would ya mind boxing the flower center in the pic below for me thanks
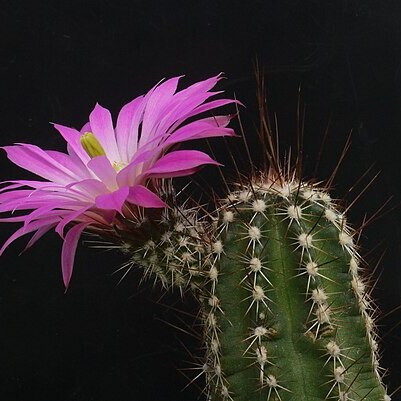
[112,161,128,172]
[80,132,106,158]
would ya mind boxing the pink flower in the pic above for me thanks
[0,74,237,289]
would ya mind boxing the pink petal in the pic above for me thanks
[169,126,234,145]
[164,98,242,135]
[80,122,91,134]
[163,116,235,146]
[115,95,144,163]
[156,75,223,133]
[46,150,90,179]
[139,76,182,147]
[66,179,109,201]
[23,225,56,252]
[55,205,92,238]
[0,187,87,213]
[89,103,120,163]
[133,115,233,161]
[0,183,27,193]
[95,186,129,212]
[0,189,33,204]
[62,222,88,290]
[149,167,200,178]
[2,144,77,184]
[53,124,90,165]
[96,209,116,224]
[127,185,166,208]
[187,98,242,118]
[1,180,63,190]
[0,189,48,212]
[124,81,161,162]
[173,74,222,104]
[0,215,29,223]
[116,150,155,187]
[144,150,221,178]
[1,206,67,223]
[22,205,65,228]
[0,217,61,256]
[87,156,118,191]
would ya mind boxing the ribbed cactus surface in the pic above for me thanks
[122,175,390,401]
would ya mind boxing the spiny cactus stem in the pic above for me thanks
[203,186,388,401]
[124,182,390,401]
[266,212,324,400]
[212,219,257,401]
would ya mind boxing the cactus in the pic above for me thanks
[122,173,390,401]
[0,75,393,400]
[114,101,391,400]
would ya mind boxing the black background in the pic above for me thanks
[1,1,401,400]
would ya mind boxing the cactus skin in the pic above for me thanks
[120,174,390,401]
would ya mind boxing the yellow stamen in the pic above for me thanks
[80,132,106,158]
[112,161,128,172]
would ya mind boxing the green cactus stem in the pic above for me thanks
[202,176,388,401]
[117,172,390,401]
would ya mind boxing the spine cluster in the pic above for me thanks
[121,178,391,401]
